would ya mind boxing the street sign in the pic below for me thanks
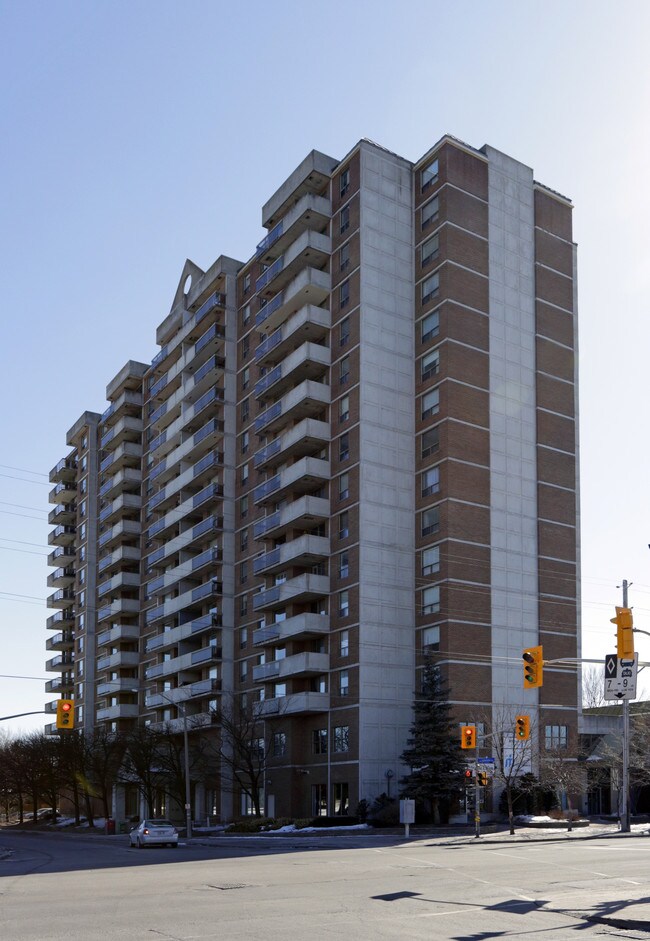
[476,757,495,764]
[604,653,638,700]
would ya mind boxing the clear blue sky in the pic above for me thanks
[1,0,649,733]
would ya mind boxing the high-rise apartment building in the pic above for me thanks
[45,135,579,821]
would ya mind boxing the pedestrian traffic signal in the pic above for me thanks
[477,771,489,786]
[522,645,543,688]
[56,699,74,730]
[464,769,473,786]
[515,715,530,740]
[461,725,476,749]
[611,607,634,660]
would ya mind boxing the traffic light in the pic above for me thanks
[56,699,74,730]
[611,607,634,659]
[522,645,543,689]
[478,771,489,786]
[463,769,473,786]
[461,725,476,749]
[515,715,530,740]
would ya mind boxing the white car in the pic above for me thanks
[129,819,179,848]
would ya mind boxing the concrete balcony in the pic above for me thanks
[101,389,142,426]
[46,608,74,630]
[255,304,330,368]
[253,574,329,612]
[47,566,75,589]
[100,414,142,450]
[255,268,330,333]
[147,450,222,511]
[45,631,74,652]
[254,418,330,471]
[46,653,75,672]
[97,679,138,696]
[96,650,140,671]
[253,456,330,508]
[49,456,77,484]
[254,691,330,717]
[262,150,336,229]
[253,652,329,683]
[99,441,142,474]
[149,713,212,734]
[48,502,76,525]
[145,644,222,680]
[254,495,330,540]
[255,342,330,403]
[255,380,330,435]
[145,578,222,625]
[146,482,223,542]
[97,598,140,623]
[48,525,76,547]
[98,519,140,551]
[256,193,331,265]
[48,545,75,567]
[149,420,224,485]
[96,704,140,722]
[45,676,74,694]
[99,492,141,526]
[98,545,140,578]
[97,571,140,598]
[99,467,141,501]
[256,230,331,299]
[48,480,77,504]
[145,613,221,653]
[146,515,223,568]
[146,546,221,597]
[145,679,221,709]
[47,589,75,610]
[253,613,330,646]
[97,623,140,648]
[253,535,330,576]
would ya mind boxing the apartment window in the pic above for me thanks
[79,567,86,585]
[274,682,287,698]
[339,590,349,618]
[242,335,249,359]
[340,629,349,657]
[422,545,440,577]
[241,398,249,423]
[243,272,251,295]
[339,671,349,696]
[339,551,349,579]
[240,594,248,616]
[79,478,87,494]
[421,427,440,457]
[312,783,327,816]
[242,303,251,325]
[338,472,349,501]
[422,625,440,651]
[422,466,440,497]
[273,732,286,757]
[79,522,86,541]
[422,585,441,615]
[422,388,440,419]
[421,349,440,381]
[240,659,248,681]
[339,279,350,309]
[242,366,250,390]
[339,433,350,462]
[545,724,568,749]
[421,232,440,267]
[240,626,248,649]
[240,528,248,552]
[312,729,328,754]
[422,157,439,191]
[241,462,250,486]
[79,546,86,563]
[339,511,349,539]
[340,168,350,197]
[240,495,248,519]
[339,243,350,272]
[422,310,440,343]
[241,430,249,454]
[79,500,87,519]
[78,590,85,608]
[422,273,440,305]
[334,725,349,751]
[340,355,350,385]
[422,507,440,537]
[240,561,247,584]
[340,316,350,347]
[339,394,350,423]
[422,195,439,228]
[340,205,350,234]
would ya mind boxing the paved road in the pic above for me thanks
[1,829,650,939]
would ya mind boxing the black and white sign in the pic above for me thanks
[604,654,638,700]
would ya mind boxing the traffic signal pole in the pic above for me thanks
[474,749,480,839]
[621,579,631,833]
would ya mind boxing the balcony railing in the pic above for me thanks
[255,255,284,293]
[255,290,283,328]
[256,220,283,258]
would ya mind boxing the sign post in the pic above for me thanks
[399,799,415,838]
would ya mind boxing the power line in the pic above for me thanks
[0,501,48,515]
[0,473,50,486]
[0,463,48,477]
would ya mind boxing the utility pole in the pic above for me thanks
[621,579,631,833]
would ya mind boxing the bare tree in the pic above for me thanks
[539,743,586,831]
[475,705,536,835]
[582,665,606,708]
[211,695,272,817]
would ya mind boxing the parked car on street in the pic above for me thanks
[128,819,179,848]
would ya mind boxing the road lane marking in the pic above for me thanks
[417,909,472,918]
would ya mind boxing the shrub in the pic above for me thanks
[308,814,359,828]
[227,816,275,833]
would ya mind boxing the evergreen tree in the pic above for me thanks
[400,661,465,823]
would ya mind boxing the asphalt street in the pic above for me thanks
[1,827,650,940]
